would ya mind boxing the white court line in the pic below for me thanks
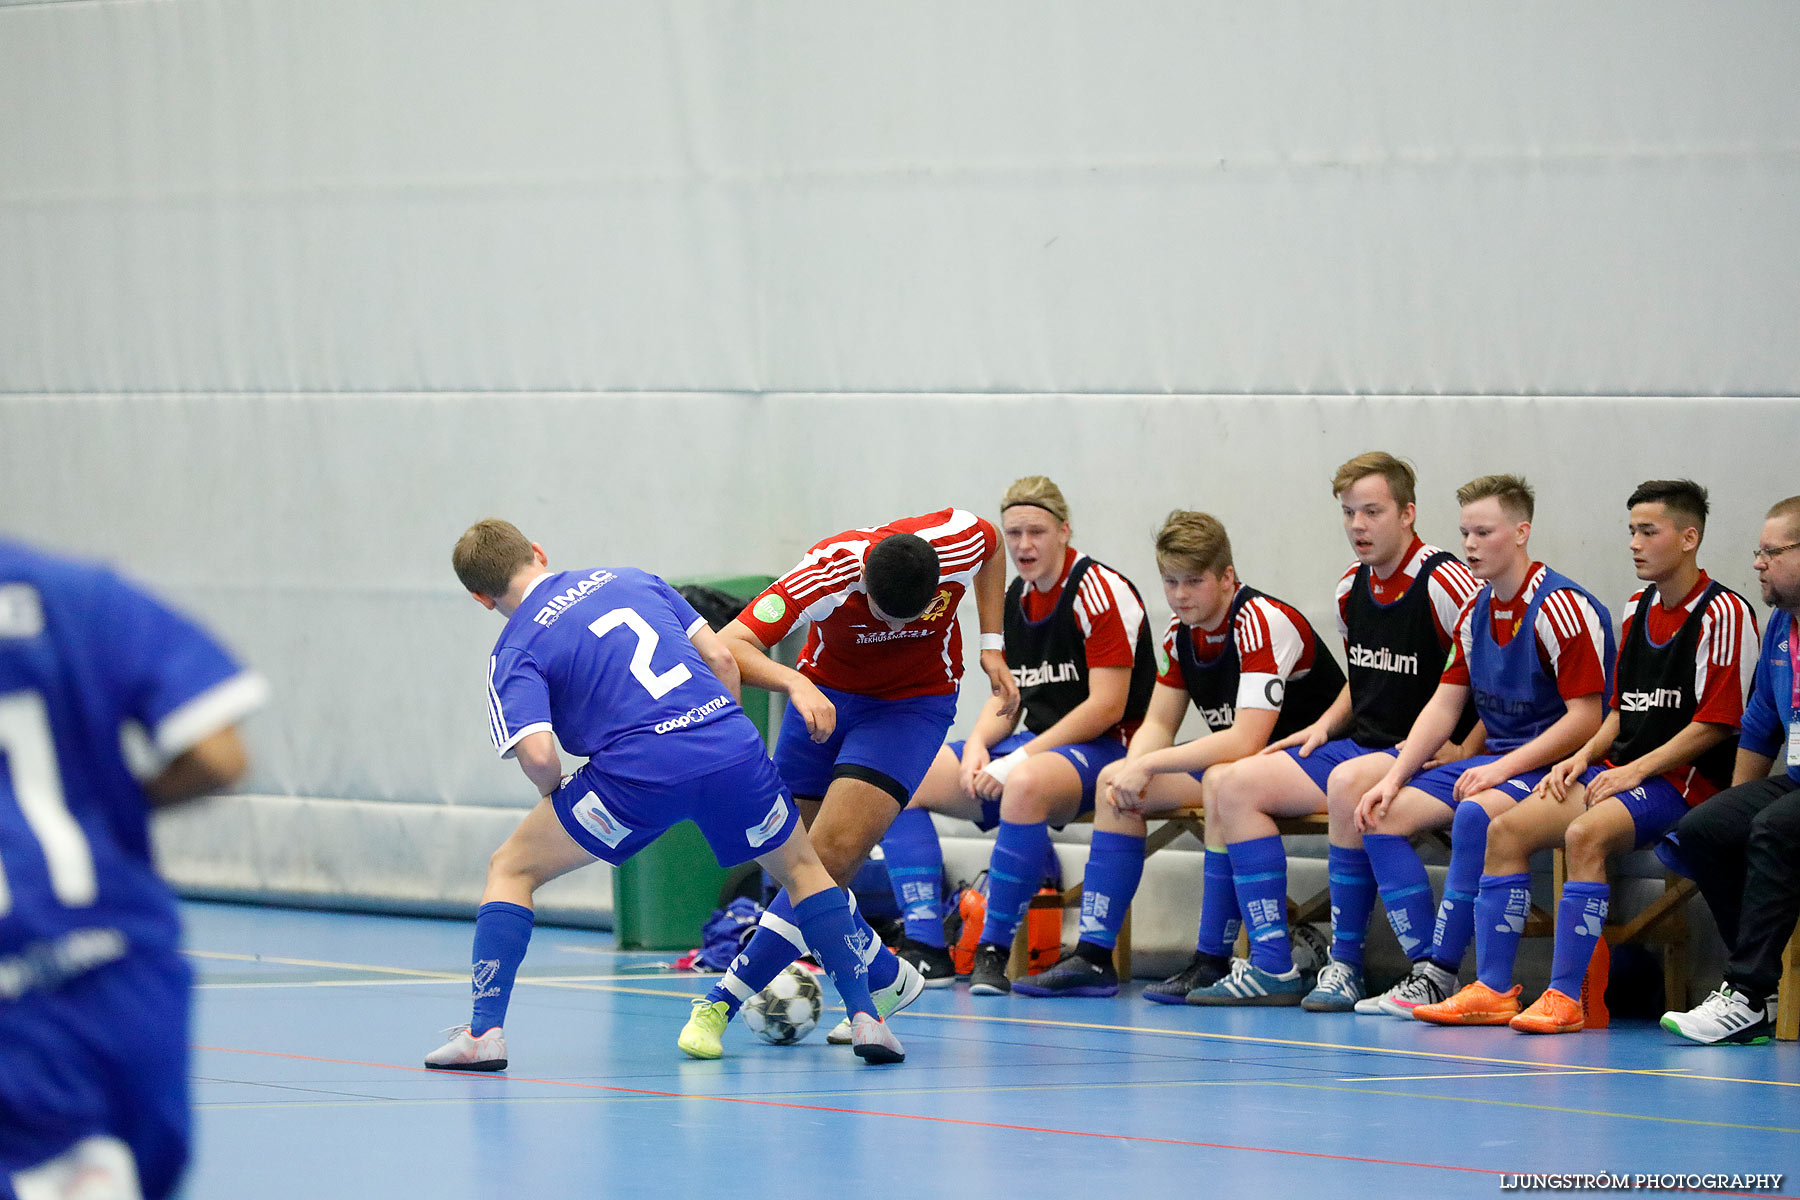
[198,973,682,990]
[1336,1068,1680,1083]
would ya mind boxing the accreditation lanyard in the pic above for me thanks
[1788,617,1799,768]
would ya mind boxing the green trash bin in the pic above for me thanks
[612,574,775,950]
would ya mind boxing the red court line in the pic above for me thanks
[192,1042,1761,1193]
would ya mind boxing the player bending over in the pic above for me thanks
[879,477,1155,991]
[679,508,1018,1056]
[426,521,903,1070]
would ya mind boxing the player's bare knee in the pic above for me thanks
[1563,817,1614,879]
[487,842,541,893]
[807,827,866,884]
[1325,781,1360,825]
[1482,812,1527,868]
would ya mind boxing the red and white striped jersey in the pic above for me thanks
[736,508,1000,699]
[1017,547,1142,672]
[1158,586,1329,715]
[1334,537,1480,651]
[1441,562,1609,699]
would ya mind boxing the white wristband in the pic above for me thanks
[980,747,1030,787]
[980,632,1004,652]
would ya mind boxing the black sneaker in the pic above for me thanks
[1143,951,1228,1005]
[1013,952,1118,998]
[897,937,956,989]
[968,943,1011,995]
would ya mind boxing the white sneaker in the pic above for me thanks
[825,956,925,1044]
[1660,986,1773,1046]
[849,1012,905,1064]
[1354,962,1456,1017]
[424,1024,508,1071]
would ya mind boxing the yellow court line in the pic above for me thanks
[1337,1069,1633,1082]
[889,1009,1800,1091]
[184,947,1800,1092]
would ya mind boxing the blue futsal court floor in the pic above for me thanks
[183,901,1799,1198]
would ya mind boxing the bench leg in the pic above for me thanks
[1779,921,1800,1042]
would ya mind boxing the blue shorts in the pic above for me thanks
[772,685,957,804]
[0,949,191,1200]
[553,749,799,868]
[1284,738,1398,795]
[1499,763,1690,848]
[1406,754,1552,808]
[948,731,1129,831]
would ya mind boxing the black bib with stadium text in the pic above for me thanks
[1004,556,1156,736]
[1171,585,1343,740]
[1343,551,1474,747]
[1608,580,1744,789]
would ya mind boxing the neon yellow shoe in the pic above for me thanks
[678,998,729,1059]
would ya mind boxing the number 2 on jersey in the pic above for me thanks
[588,608,693,699]
[0,690,98,917]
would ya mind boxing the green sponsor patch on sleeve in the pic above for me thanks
[753,593,787,624]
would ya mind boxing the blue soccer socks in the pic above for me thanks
[1550,881,1610,999]
[1364,833,1434,961]
[1229,836,1293,974]
[708,889,808,1017]
[882,807,948,948]
[708,887,894,1017]
[1473,872,1532,992]
[1429,801,1493,971]
[1326,844,1377,971]
[980,820,1053,946]
[1195,847,1243,959]
[469,900,534,1034]
[791,888,879,1018]
[1077,831,1145,949]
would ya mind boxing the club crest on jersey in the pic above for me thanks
[918,589,954,623]
[571,791,631,848]
[746,794,790,848]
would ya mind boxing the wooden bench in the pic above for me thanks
[1779,922,1800,1041]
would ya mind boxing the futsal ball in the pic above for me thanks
[1292,922,1331,977]
[743,964,824,1045]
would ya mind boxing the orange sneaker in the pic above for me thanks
[1413,981,1522,1025]
[1510,987,1585,1034]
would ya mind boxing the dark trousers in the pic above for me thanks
[1677,773,1800,1003]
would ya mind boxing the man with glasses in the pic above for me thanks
[1662,495,1800,1045]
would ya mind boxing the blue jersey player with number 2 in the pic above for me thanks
[427,520,903,1069]
[1,537,266,1200]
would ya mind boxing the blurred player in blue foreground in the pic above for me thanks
[428,520,902,1070]
[1,537,267,1200]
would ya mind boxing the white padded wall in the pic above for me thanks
[1,3,1796,931]
[2,392,1791,806]
[1,1,1796,396]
